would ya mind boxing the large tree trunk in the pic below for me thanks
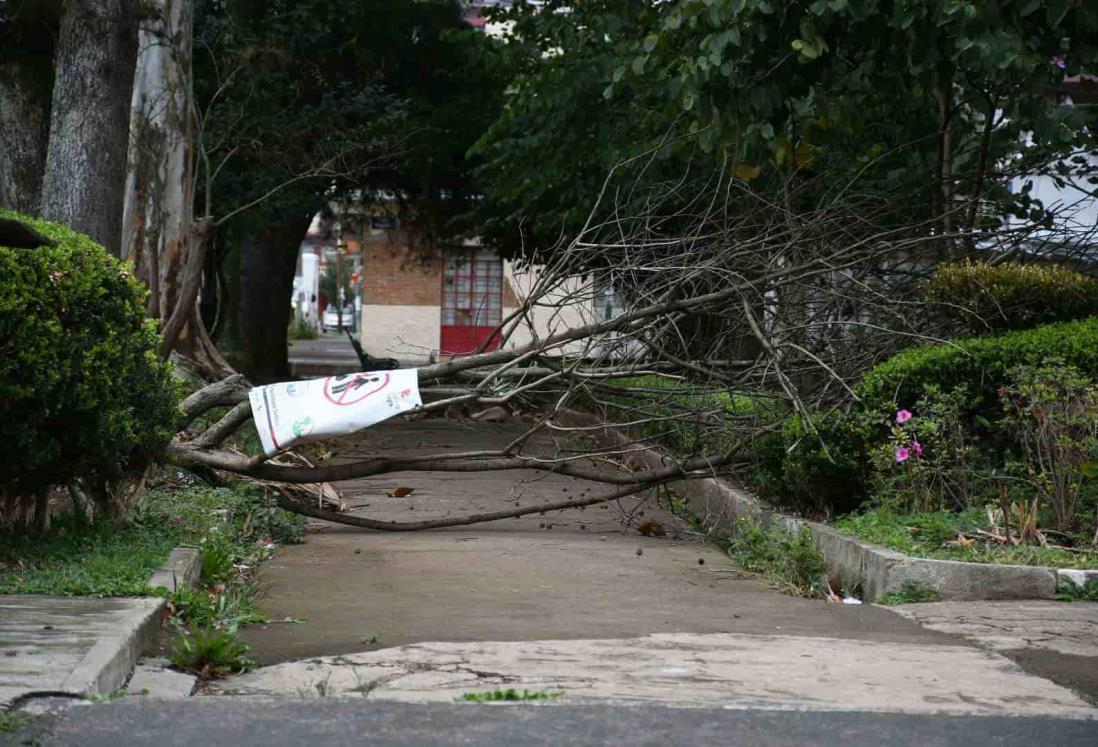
[239,218,310,383]
[39,0,139,255]
[121,0,193,317]
[0,68,50,214]
[0,10,56,213]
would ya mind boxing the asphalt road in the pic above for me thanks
[11,700,1098,747]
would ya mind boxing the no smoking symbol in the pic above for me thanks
[323,373,390,406]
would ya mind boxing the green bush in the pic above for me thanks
[0,210,178,498]
[857,317,1098,426]
[751,410,866,517]
[924,261,1098,334]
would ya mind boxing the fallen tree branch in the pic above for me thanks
[166,441,745,485]
[177,373,250,428]
[273,473,664,531]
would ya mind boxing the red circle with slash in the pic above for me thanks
[322,373,391,406]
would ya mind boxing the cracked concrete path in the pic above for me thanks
[891,600,1098,703]
[239,419,953,666]
[228,419,1098,716]
[210,632,1096,716]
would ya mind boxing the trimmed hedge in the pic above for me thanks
[0,210,178,497]
[857,317,1098,419]
[925,261,1098,334]
[756,318,1098,515]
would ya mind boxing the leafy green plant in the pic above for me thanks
[877,580,941,606]
[925,261,1098,335]
[226,486,306,545]
[169,624,254,678]
[459,689,563,703]
[752,409,866,517]
[1054,578,1098,602]
[0,210,178,513]
[288,312,318,340]
[868,386,984,513]
[1000,361,1098,532]
[169,584,266,629]
[0,710,33,735]
[858,318,1098,423]
[727,520,826,596]
[199,533,237,586]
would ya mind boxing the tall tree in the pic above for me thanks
[188,0,504,381]
[0,0,54,213]
[122,0,193,323]
[471,0,1098,256]
[38,0,139,255]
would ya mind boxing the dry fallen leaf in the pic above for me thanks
[393,487,414,497]
[637,520,666,537]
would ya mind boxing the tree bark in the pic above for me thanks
[0,9,56,214]
[0,66,50,214]
[39,0,139,255]
[239,217,310,383]
[122,0,193,316]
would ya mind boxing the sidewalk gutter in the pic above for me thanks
[561,410,1094,602]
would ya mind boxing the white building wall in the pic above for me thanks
[360,304,440,364]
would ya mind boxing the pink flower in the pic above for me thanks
[895,446,910,463]
[895,409,913,424]
[1051,55,1066,70]
[911,439,923,457]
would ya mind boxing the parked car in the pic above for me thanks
[322,305,355,333]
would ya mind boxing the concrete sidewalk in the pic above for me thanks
[239,419,952,665]
[229,419,1098,715]
[0,547,199,708]
[287,333,361,377]
[0,595,164,706]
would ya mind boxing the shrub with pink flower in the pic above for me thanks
[870,387,980,513]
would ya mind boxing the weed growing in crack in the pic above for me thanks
[1055,578,1098,602]
[725,519,826,597]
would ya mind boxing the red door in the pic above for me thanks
[440,250,502,356]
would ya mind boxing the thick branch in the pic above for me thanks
[166,441,744,485]
[273,475,665,531]
[176,373,249,428]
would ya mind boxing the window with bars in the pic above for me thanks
[441,250,503,327]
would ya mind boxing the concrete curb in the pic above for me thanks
[58,598,167,697]
[561,411,1096,602]
[65,547,203,697]
[147,546,202,594]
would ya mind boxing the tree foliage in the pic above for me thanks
[470,0,1098,254]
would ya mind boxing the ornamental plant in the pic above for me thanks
[869,386,982,514]
[1000,361,1098,532]
[925,261,1098,336]
[0,211,178,520]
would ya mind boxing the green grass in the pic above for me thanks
[836,508,1098,569]
[0,484,304,596]
[458,689,563,703]
[726,520,827,597]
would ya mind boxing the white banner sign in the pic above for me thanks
[249,369,422,456]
